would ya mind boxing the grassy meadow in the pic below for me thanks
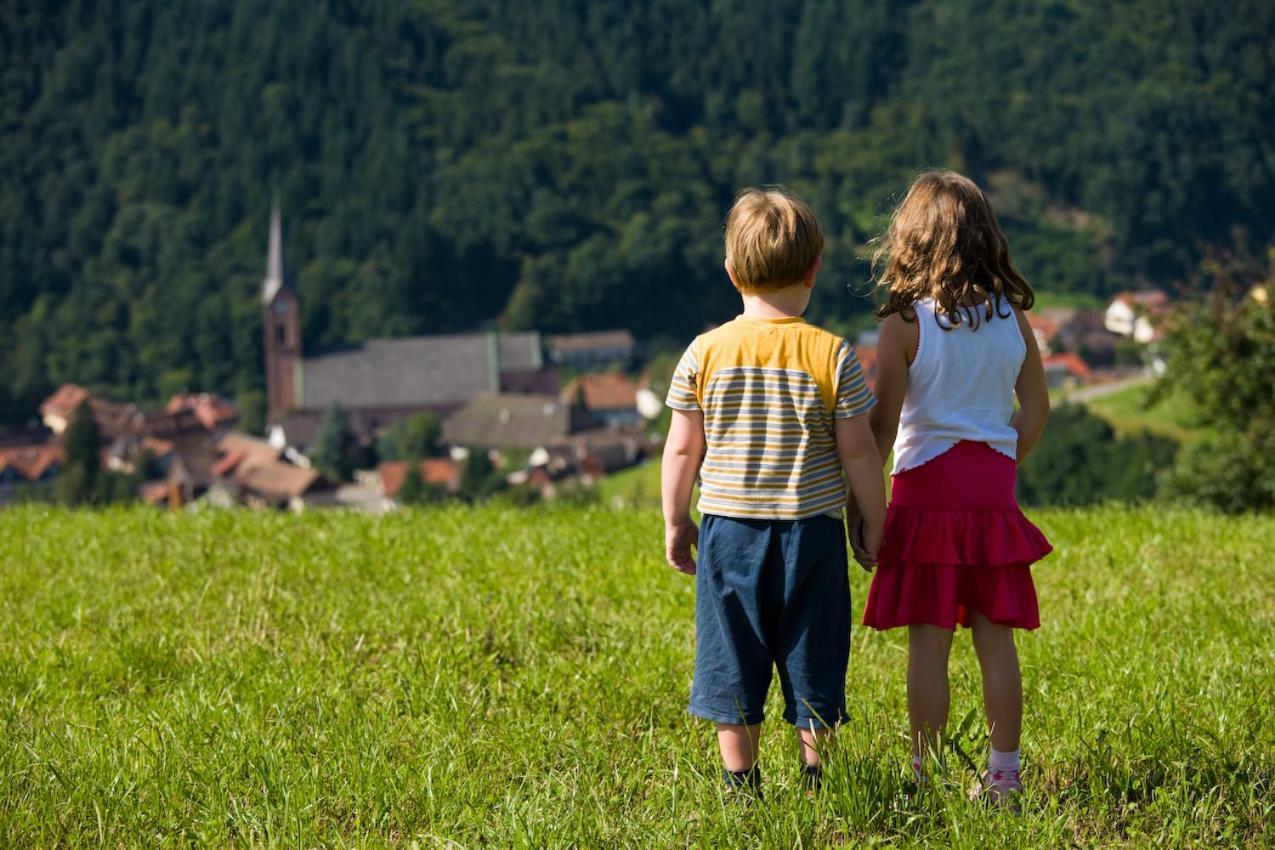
[2,506,1272,848]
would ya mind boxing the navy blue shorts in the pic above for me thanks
[689,513,851,729]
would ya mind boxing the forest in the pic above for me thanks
[2,0,1273,422]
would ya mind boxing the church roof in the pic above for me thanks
[299,332,543,411]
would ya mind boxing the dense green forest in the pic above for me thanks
[2,0,1273,422]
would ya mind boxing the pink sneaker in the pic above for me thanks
[970,768,1023,809]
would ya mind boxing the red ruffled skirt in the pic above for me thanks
[862,440,1052,631]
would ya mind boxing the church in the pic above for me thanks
[262,207,560,447]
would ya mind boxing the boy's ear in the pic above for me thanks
[804,255,822,289]
[724,257,742,292]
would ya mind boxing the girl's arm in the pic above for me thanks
[1012,308,1051,462]
[868,313,915,465]
[661,408,705,574]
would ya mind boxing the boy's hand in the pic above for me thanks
[851,518,883,571]
[665,520,699,575]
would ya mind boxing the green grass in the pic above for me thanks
[2,506,1272,848]
[1082,383,1203,442]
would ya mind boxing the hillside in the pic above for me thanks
[3,0,1274,422]
[2,505,1272,847]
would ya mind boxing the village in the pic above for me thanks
[0,210,1176,513]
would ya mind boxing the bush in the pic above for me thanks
[1017,404,1177,507]
[1152,255,1275,512]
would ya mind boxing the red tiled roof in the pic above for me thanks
[1111,290,1171,315]
[0,444,65,481]
[1043,352,1093,379]
[378,459,461,498]
[38,383,90,419]
[561,372,639,411]
[167,393,239,430]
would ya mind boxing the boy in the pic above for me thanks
[661,187,886,794]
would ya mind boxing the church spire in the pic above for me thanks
[262,200,288,305]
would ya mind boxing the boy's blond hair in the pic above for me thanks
[724,187,824,292]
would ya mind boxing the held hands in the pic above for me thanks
[665,520,699,575]
[846,508,883,571]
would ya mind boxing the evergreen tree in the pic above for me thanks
[311,402,355,482]
[56,404,102,506]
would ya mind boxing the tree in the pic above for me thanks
[56,403,102,506]
[1153,257,1275,512]
[457,451,505,503]
[311,402,355,482]
[1017,404,1177,507]
[376,413,441,462]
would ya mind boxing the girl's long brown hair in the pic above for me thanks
[872,171,1034,329]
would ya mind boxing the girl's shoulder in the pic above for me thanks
[879,310,921,367]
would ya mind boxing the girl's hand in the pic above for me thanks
[665,520,699,575]
[852,518,883,572]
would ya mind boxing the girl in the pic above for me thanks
[856,170,1053,804]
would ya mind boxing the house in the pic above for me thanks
[561,372,640,427]
[39,384,139,440]
[1105,290,1169,343]
[377,458,462,500]
[1025,308,1078,355]
[1053,309,1119,368]
[558,428,649,483]
[1042,353,1094,389]
[441,394,582,451]
[546,330,635,371]
[0,443,64,486]
[209,431,332,511]
[261,206,558,447]
[166,393,238,431]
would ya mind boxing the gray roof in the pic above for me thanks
[441,394,573,450]
[299,331,543,411]
[499,332,543,371]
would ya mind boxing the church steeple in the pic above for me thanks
[262,201,302,422]
[262,200,289,305]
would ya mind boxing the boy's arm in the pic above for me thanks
[1012,308,1050,462]
[661,408,705,575]
[835,414,887,569]
[867,313,912,466]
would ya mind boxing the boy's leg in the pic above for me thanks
[969,610,1022,752]
[717,723,761,772]
[772,516,850,765]
[907,623,954,758]
[689,516,774,769]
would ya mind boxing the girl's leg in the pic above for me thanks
[907,624,954,757]
[969,611,1022,752]
[717,723,761,772]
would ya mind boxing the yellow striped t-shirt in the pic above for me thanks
[665,315,875,520]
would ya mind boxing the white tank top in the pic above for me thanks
[892,298,1026,473]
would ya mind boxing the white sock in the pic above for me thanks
[988,747,1020,775]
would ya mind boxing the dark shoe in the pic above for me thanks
[802,764,823,797]
[723,765,762,800]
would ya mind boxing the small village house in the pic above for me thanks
[561,372,640,427]
[546,330,635,371]
[1104,290,1170,343]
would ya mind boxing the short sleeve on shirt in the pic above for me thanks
[833,340,875,418]
[665,341,701,411]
